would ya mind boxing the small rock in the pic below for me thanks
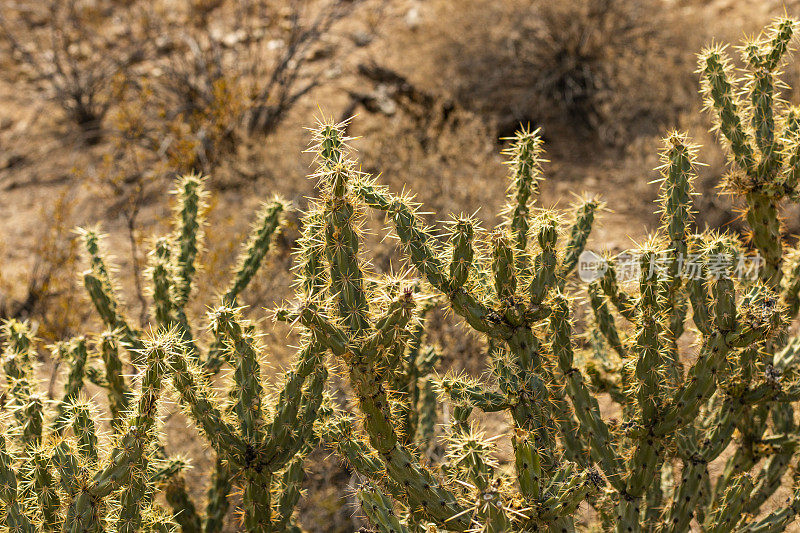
[405,7,421,29]
[351,30,373,47]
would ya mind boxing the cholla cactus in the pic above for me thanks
[0,322,180,532]
[292,118,606,531]
[8,18,800,533]
[301,55,800,529]
[78,173,326,532]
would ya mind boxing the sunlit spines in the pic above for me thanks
[172,173,207,308]
[559,195,600,286]
[528,212,558,305]
[501,126,545,252]
[150,237,175,329]
[358,482,411,533]
[223,198,286,305]
[209,306,264,444]
[0,429,36,533]
[699,45,756,175]
[549,292,623,490]
[491,229,516,302]
[447,216,476,290]
[98,330,131,430]
[53,336,88,434]
[69,399,98,464]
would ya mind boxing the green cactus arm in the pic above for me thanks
[491,230,517,301]
[558,197,599,286]
[2,323,33,390]
[52,438,82,496]
[736,484,800,533]
[80,229,145,355]
[260,354,328,471]
[512,429,542,501]
[142,506,179,533]
[148,454,189,486]
[201,199,287,374]
[445,425,497,492]
[780,129,800,197]
[320,414,404,497]
[99,331,131,430]
[271,451,308,531]
[210,307,264,444]
[358,483,412,533]
[354,179,509,337]
[437,374,510,412]
[117,467,150,533]
[166,344,247,463]
[699,45,756,174]
[70,400,99,463]
[296,207,328,299]
[0,432,36,533]
[83,271,145,356]
[667,410,735,529]
[534,463,594,522]
[1,319,35,370]
[242,468,273,532]
[159,471,202,533]
[633,251,665,423]
[744,192,783,287]
[658,134,697,339]
[598,260,637,322]
[664,455,710,533]
[203,457,232,533]
[305,299,470,529]
[54,438,106,532]
[30,449,60,532]
[447,217,475,290]
[504,329,558,464]
[21,394,44,449]
[762,18,796,70]
[322,166,372,336]
[381,445,471,531]
[260,340,326,463]
[415,377,438,452]
[54,337,89,433]
[223,199,285,304]
[501,126,544,254]
[744,61,781,179]
[529,214,558,305]
[172,174,205,307]
[150,239,200,363]
[743,403,796,515]
[90,333,173,498]
[747,21,796,181]
[780,248,800,319]
[659,276,783,437]
[550,294,623,490]
[686,255,713,336]
[151,238,176,329]
[588,283,626,358]
[655,333,730,436]
[79,227,114,288]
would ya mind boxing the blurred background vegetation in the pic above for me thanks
[0,0,799,530]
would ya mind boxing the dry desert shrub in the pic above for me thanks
[424,0,698,145]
